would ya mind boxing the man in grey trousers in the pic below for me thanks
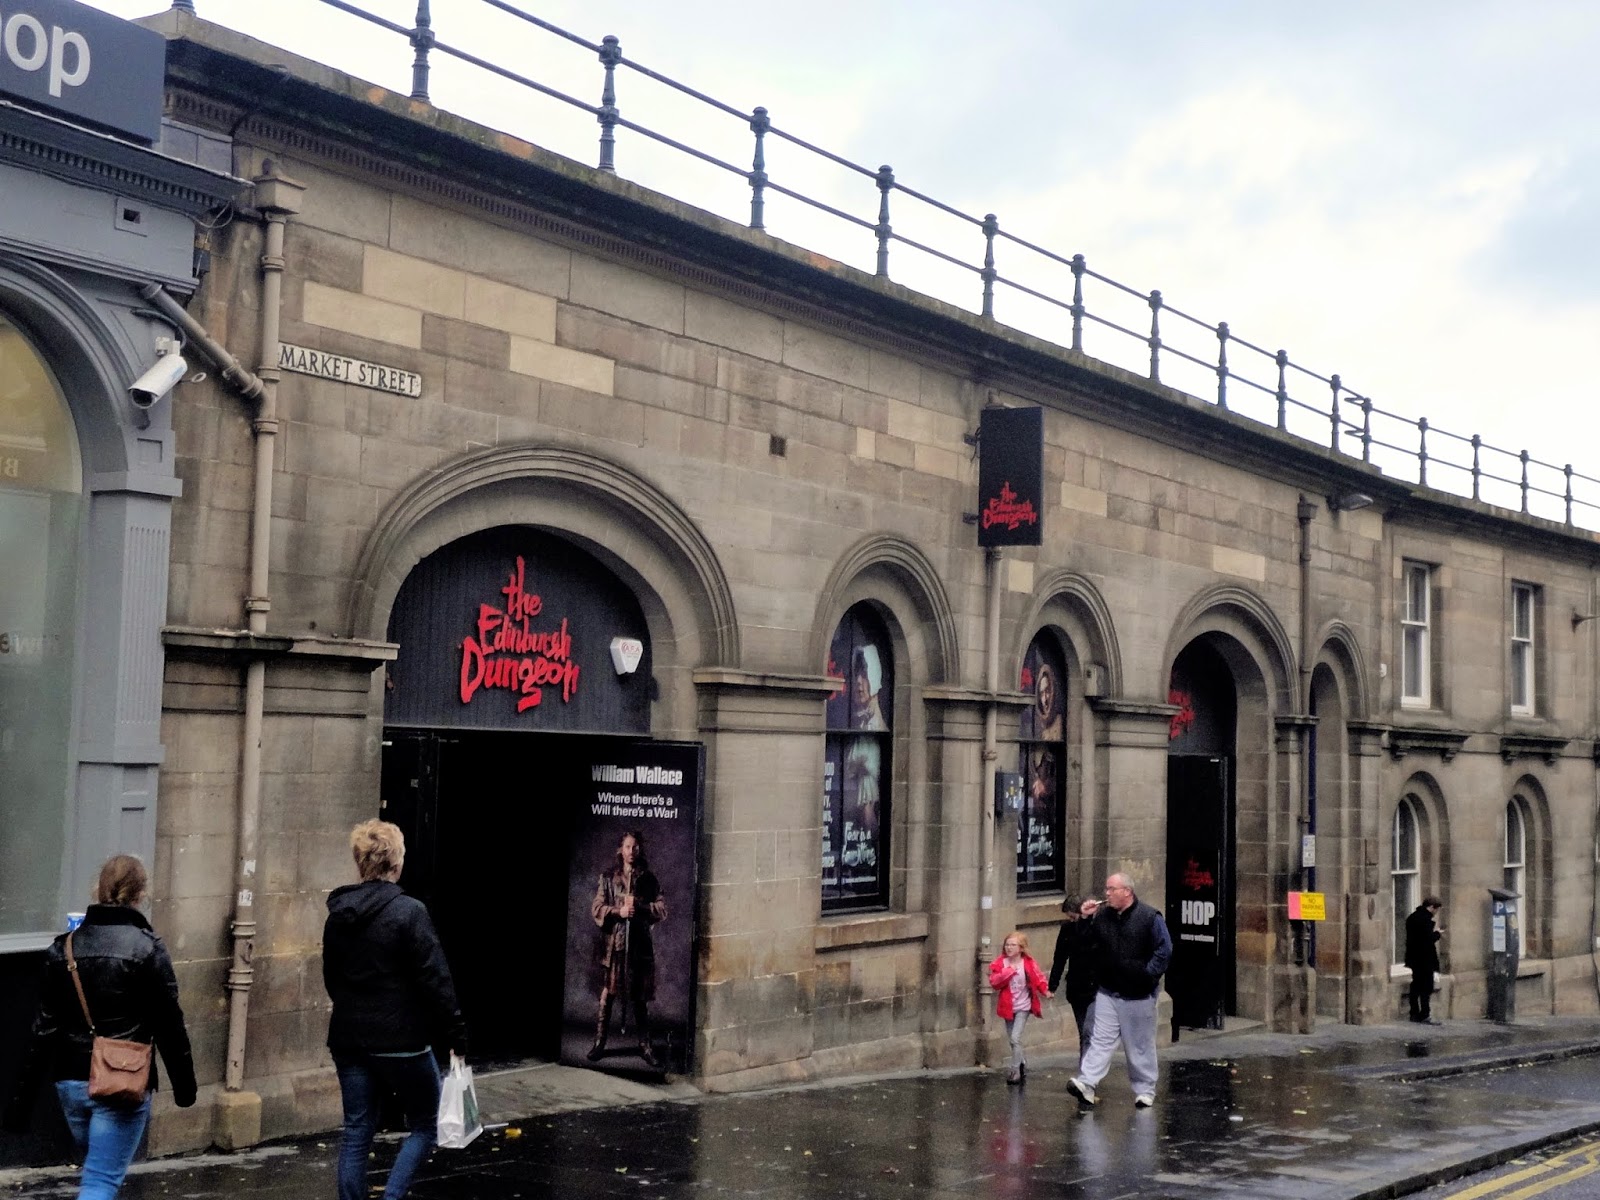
[1066,873,1173,1109]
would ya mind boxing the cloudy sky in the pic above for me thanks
[83,0,1600,523]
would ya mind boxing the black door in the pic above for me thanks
[381,728,578,1065]
[1165,754,1232,1030]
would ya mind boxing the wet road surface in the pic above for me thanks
[7,1018,1600,1200]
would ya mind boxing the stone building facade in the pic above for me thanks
[5,6,1599,1159]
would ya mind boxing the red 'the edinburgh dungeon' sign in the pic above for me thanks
[976,406,1044,548]
[459,556,580,713]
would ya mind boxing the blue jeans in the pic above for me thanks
[54,1079,151,1200]
[334,1051,441,1200]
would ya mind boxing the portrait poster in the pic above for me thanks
[823,608,893,905]
[561,740,703,1075]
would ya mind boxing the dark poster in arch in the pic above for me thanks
[385,527,651,734]
[1166,643,1237,1032]
[560,739,703,1076]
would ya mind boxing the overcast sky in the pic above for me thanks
[83,0,1600,523]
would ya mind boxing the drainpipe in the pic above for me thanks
[140,163,303,1142]
[1296,497,1316,978]
[977,546,1002,1062]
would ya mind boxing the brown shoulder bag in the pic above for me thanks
[64,932,152,1107]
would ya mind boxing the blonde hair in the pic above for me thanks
[1002,930,1030,955]
[350,819,406,882]
[95,855,148,907]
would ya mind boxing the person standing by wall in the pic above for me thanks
[1405,896,1444,1025]
[988,931,1048,1085]
[1048,894,1097,1062]
[3,855,196,1199]
[323,820,467,1200]
[1067,873,1172,1110]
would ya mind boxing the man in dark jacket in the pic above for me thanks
[1047,894,1098,1059]
[1066,873,1172,1110]
[324,819,467,1200]
[1404,896,1444,1025]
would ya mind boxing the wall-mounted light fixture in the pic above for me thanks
[1327,490,1374,513]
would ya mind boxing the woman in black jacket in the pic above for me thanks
[324,819,466,1200]
[1047,894,1098,1060]
[4,854,197,1199]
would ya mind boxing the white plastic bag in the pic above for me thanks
[436,1055,482,1149]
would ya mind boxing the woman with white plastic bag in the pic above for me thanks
[435,1053,481,1149]
[323,821,468,1199]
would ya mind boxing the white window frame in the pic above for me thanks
[1510,583,1535,716]
[1392,799,1420,967]
[1505,799,1527,956]
[1400,561,1432,707]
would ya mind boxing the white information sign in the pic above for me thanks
[279,343,422,397]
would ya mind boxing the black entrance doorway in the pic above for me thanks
[1165,755,1234,1030]
[381,728,591,1065]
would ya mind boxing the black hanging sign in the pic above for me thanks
[976,405,1043,547]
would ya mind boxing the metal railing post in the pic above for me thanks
[1471,435,1482,501]
[1566,464,1575,525]
[1418,417,1429,487]
[1070,255,1086,352]
[874,165,894,278]
[1215,322,1229,409]
[981,214,998,319]
[1147,290,1163,382]
[748,107,770,230]
[1329,374,1342,453]
[1275,349,1289,430]
[1361,398,1373,463]
[409,0,433,102]
[597,35,622,172]
[1520,450,1531,513]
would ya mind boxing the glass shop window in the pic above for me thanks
[822,604,892,911]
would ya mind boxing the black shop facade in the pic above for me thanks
[381,526,703,1075]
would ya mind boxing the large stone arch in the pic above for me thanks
[808,534,959,687]
[1162,583,1296,712]
[346,444,740,737]
[1313,620,1371,721]
[1011,568,1123,698]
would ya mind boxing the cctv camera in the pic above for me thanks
[128,353,189,409]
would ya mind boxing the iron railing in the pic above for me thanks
[258,0,1595,531]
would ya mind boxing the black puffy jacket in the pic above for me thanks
[8,905,197,1117]
[1084,898,1173,1000]
[322,880,467,1057]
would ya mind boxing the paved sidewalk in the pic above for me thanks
[4,1015,1600,1199]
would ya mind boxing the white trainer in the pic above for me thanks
[1067,1076,1098,1106]
[1134,1093,1155,1109]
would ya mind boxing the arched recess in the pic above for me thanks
[1390,772,1452,967]
[1162,584,1295,1026]
[346,444,740,736]
[809,535,959,687]
[0,253,176,923]
[1161,583,1295,711]
[1011,569,1123,699]
[1313,620,1371,721]
[808,535,960,916]
[1507,774,1552,959]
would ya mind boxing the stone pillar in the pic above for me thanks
[692,669,836,1085]
[1271,713,1317,1033]
[1344,721,1392,1023]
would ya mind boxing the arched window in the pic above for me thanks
[0,312,83,936]
[1504,799,1528,956]
[1391,798,1420,965]
[822,604,893,911]
[1017,634,1066,891]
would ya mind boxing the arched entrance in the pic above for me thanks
[380,525,700,1072]
[1165,640,1237,1030]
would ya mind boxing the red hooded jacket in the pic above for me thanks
[988,952,1048,1019]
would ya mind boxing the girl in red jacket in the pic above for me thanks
[988,930,1048,1084]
